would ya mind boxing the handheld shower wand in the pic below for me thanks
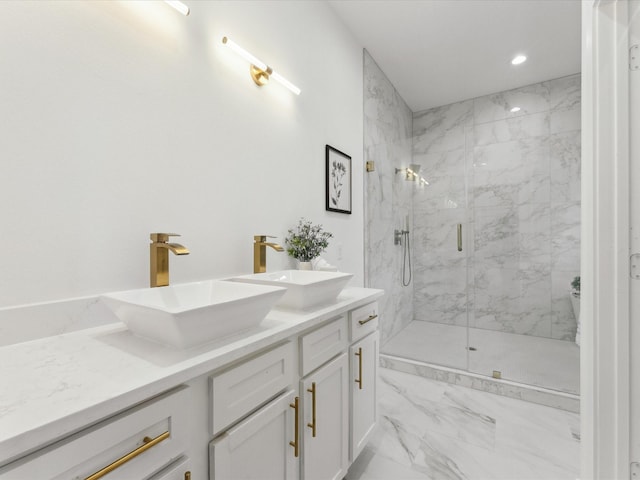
[394,215,412,286]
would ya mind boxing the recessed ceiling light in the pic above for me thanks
[510,106,521,113]
[511,55,527,65]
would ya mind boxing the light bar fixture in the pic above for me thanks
[222,36,301,95]
[164,1,189,16]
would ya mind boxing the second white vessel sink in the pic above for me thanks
[100,280,287,348]
[230,270,353,310]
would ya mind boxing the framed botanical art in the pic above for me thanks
[325,145,352,214]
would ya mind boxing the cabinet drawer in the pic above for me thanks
[300,315,348,376]
[0,386,189,480]
[349,302,379,342]
[210,342,294,436]
[149,456,191,480]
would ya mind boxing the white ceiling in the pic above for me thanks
[328,0,581,112]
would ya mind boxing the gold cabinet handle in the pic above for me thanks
[457,224,462,252]
[185,472,191,480]
[358,314,378,326]
[85,431,170,480]
[289,396,299,457]
[306,382,317,437]
[355,347,363,390]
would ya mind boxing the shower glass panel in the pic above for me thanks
[409,145,470,371]
[380,129,471,372]
[466,114,581,395]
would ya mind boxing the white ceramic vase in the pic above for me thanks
[298,261,313,270]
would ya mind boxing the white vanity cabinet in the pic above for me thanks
[0,288,383,480]
[0,386,190,480]
[298,316,349,480]
[348,302,379,462]
[207,308,378,480]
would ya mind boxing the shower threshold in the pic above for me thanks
[380,353,580,413]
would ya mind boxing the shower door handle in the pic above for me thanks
[457,224,462,252]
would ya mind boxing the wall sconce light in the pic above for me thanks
[222,36,301,95]
[396,164,429,185]
[164,1,190,16]
[396,164,421,181]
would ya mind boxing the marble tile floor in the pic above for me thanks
[346,367,580,480]
[382,321,579,394]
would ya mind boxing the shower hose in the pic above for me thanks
[402,230,412,286]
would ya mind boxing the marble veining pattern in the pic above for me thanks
[0,296,118,347]
[364,50,414,344]
[365,58,580,386]
[379,355,580,413]
[382,321,580,397]
[411,74,581,341]
[346,368,580,480]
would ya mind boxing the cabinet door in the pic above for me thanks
[209,389,298,480]
[301,353,348,480]
[350,331,379,462]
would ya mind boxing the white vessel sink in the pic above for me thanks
[100,280,287,348]
[230,270,353,310]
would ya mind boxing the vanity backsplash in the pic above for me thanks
[0,296,118,347]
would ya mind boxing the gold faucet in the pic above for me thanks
[254,235,284,273]
[150,233,189,287]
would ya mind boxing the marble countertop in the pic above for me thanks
[0,287,383,466]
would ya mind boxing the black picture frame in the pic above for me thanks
[325,145,352,214]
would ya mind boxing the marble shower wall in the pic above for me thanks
[363,50,414,345]
[412,74,581,340]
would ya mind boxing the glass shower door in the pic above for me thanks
[407,143,471,371]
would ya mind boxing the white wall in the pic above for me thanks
[0,1,364,307]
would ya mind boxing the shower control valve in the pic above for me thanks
[394,229,408,245]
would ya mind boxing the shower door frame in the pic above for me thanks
[630,0,640,474]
